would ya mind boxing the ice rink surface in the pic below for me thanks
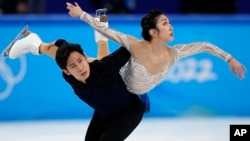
[1,117,250,141]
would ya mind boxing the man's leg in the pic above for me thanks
[100,95,144,141]
[9,37,59,59]
[4,25,59,59]
[85,111,108,141]
[39,43,58,58]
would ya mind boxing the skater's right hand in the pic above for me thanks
[66,2,83,18]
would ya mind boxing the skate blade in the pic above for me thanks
[2,25,29,57]
[96,8,107,17]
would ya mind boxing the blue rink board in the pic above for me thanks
[0,14,249,121]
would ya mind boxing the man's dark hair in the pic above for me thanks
[55,39,85,70]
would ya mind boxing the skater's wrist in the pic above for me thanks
[227,56,234,63]
[80,11,86,20]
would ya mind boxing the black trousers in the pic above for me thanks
[85,96,145,141]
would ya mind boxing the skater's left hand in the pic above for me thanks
[228,58,247,80]
[66,2,83,18]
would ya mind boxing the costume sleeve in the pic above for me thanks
[80,11,131,51]
[100,47,131,72]
[172,42,232,62]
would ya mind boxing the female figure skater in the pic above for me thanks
[66,2,247,95]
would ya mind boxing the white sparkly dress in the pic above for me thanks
[80,12,232,94]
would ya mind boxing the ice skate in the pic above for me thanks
[95,8,108,43]
[95,8,110,59]
[3,25,30,57]
[3,25,42,59]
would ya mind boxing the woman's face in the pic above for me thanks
[63,51,90,83]
[155,15,174,42]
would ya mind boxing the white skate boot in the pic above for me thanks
[94,8,108,43]
[3,25,42,59]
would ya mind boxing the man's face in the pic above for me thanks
[63,51,90,83]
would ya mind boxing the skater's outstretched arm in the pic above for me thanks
[40,11,110,61]
[66,2,137,52]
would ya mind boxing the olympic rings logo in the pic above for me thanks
[0,53,26,100]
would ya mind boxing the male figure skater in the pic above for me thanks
[3,11,148,141]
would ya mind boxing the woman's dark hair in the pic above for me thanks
[55,39,84,70]
[141,9,164,41]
